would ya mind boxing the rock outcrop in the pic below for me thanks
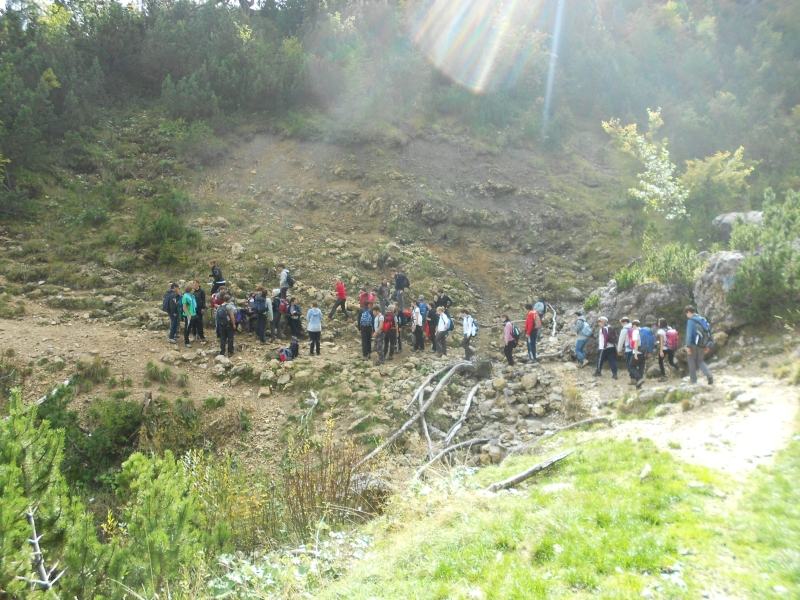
[590,280,692,325]
[712,211,763,241]
[693,251,747,332]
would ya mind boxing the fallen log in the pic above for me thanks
[413,437,489,480]
[443,383,480,446]
[487,449,573,492]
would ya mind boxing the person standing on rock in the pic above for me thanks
[461,308,477,360]
[394,270,410,312]
[594,317,618,379]
[329,278,349,320]
[685,306,714,385]
[378,280,391,313]
[210,261,226,295]
[372,306,385,365]
[412,299,425,352]
[253,287,272,344]
[656,318,679,378]
[181,283,197,348]
[216,293,236,357]
[306,301,322,356]
[166,283,181,344]
[573,311,592,367]
[629,319,645,389]
[502,315,515,365]
[359,304,374,359]
[435,306,450,357]
[191,280,207,344]
[525,304,541,362]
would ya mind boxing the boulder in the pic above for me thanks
[214,355,232,369]
[521,373,538,391]
[258,387,271,398]
[693,251,748,332]
[712,211,763,241]
[591,280,692,325]
[212,364,227,378]
[492,377,507,391]
[160,353,177,365]
[277,373,291,386]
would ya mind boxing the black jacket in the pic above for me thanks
[168,293,182,318]
[195,288,206,312]
[211,266,224,283]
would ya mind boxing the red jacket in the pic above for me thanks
[358,290,368,308]
[335,281,346,300]
[525,310,536,336]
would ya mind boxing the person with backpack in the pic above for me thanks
[435,289,453,314]
[426,300,438,352]
[181,284,197,348]
[524,304,542,362]
[306,301,323,356]
[616,316,634,381]
[394,270,410,312]
[252,287,272,344]
[372,306,385,365]
[573,311,592,367]
[629,319,646,389]
[412,299,425,352]
[685,306,714,385]
[382,306,399,360]
[593,316,618,379]
[461,308,477,360]
[287,297,302,338]
[435,306,451,357]
[329,278,349,320]
[216,293,237,357]
[162,283,180,343]
[278,264,292,299]
[210,262,226,295]
[190,280,207,344]
[656,318,679,378]
[358,287,370,310]
[359,304,374,359]
[502,315,516,365]
[397,307,412,353]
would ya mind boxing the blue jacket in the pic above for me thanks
[306,307,322,332]
[685,315,708,347]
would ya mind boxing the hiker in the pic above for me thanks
[685,306,714,385]
[394,270,410,312]
[358,303,374,359]
[617,317,634,381]
[382,306,398,360]
[502,315,516,365]
[461,308,477,360]
[278,264,291,299]
[372,306,385,364]
[434,289,452,313]
[287,297,302,338]
[358,287,370,310]
[216,293,236,357]
[397,307,411,353]
[329,278,349,320]
[210,261,226,294]
[524,304,541,362]
[412,299,425,352]
[191,280,207,344]
[378,280,390,313]
[271,291,282,337]
[306,302,322,356]
[594,316,618,379]
[253,287,273,344]
[181,284,197,348]
[573,311,592,367]
[211,285,226,312]
[435,306,450,357]
[426,299,438,351]
[629,319,646,389]
[656,318,679,378]
[164,283,181,343]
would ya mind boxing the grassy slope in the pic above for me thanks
[321,432,800,600]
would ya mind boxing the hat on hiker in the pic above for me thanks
[598,316,608,323]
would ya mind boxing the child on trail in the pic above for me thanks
[656,318,679,378]
[182,284,197,348]
[306,302,322,356]
[191,280,207,344]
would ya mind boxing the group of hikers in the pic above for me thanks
[162,262,716,388]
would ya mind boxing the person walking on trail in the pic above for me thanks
[656,318,679,378]
[685,305,714,385]
[181,284,197,348]
[426,298,438,351]
[306,302,322,356]
[594,316,618,379]
[573,311,592,367]
[525,303,541,362]
[210,261,226,295]
[288,297,302,338]
[164,283,181,343]
[191,280,207,344]
[253,287,272,344]
[358,287,369,310]
[502,315,516,365]
[329,278,349,320]
[412,299,425,352]
[628,319,646,389]
[377,280,391,313]
[435,306,451,357]
[278,264,292,299]
[382,306,398,361]
[216,293,237,357]
[617,317,634,383]
[461,308,477,360]
[359,304,374,359]
[372,306,385,365]
[394,270,410,312]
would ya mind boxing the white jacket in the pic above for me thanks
[436,313,450,333]
[462,315,476,337]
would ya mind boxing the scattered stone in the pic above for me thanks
[492,377,507,391]
[258,387,271,398]
[277,373,291,386]
[214,355,232,369]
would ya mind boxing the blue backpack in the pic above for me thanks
[639,327,656,354]
[359,309,373,327]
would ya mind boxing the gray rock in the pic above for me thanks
[214,355,232,369]
[693,251,748,332]
[713,211,763,242]
[521,373,538,391]
[591,280,692,325]
[492,377,507,391]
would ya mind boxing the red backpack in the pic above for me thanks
[382,312,395,332]
[665,328,679,351]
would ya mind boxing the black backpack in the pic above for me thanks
[161,291,173,313]
[286,272,295,287]
[216,306,232,329]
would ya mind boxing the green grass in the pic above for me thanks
[145,361,173,384]
[321,439,718,599]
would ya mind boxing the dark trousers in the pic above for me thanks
[169,314,179,340]
[183,316,195,344]
[309,331,321,355]
[526,333,538,360]
[190,311,205,340]
[596,347,618,376]
[219,326,234,356]
[462,335,474,360]
[396,328,403,352]
[627,352,645,381]
[360,326,372,358]
[373,332,385,364]
[658,350,677,376]
[504,342,515,365]
[384,330,396,358]
[280,287,288,299]
[435,331,448,356]
[289,318,301,338]
[428,316,438,348]
[256,313,267,343]
[413,326,424,351]
[328,299,348,319]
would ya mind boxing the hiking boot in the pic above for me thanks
[593,371,601,377]
[707,376,714,385]
[611,374,618,380]
[635,379,645,389]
